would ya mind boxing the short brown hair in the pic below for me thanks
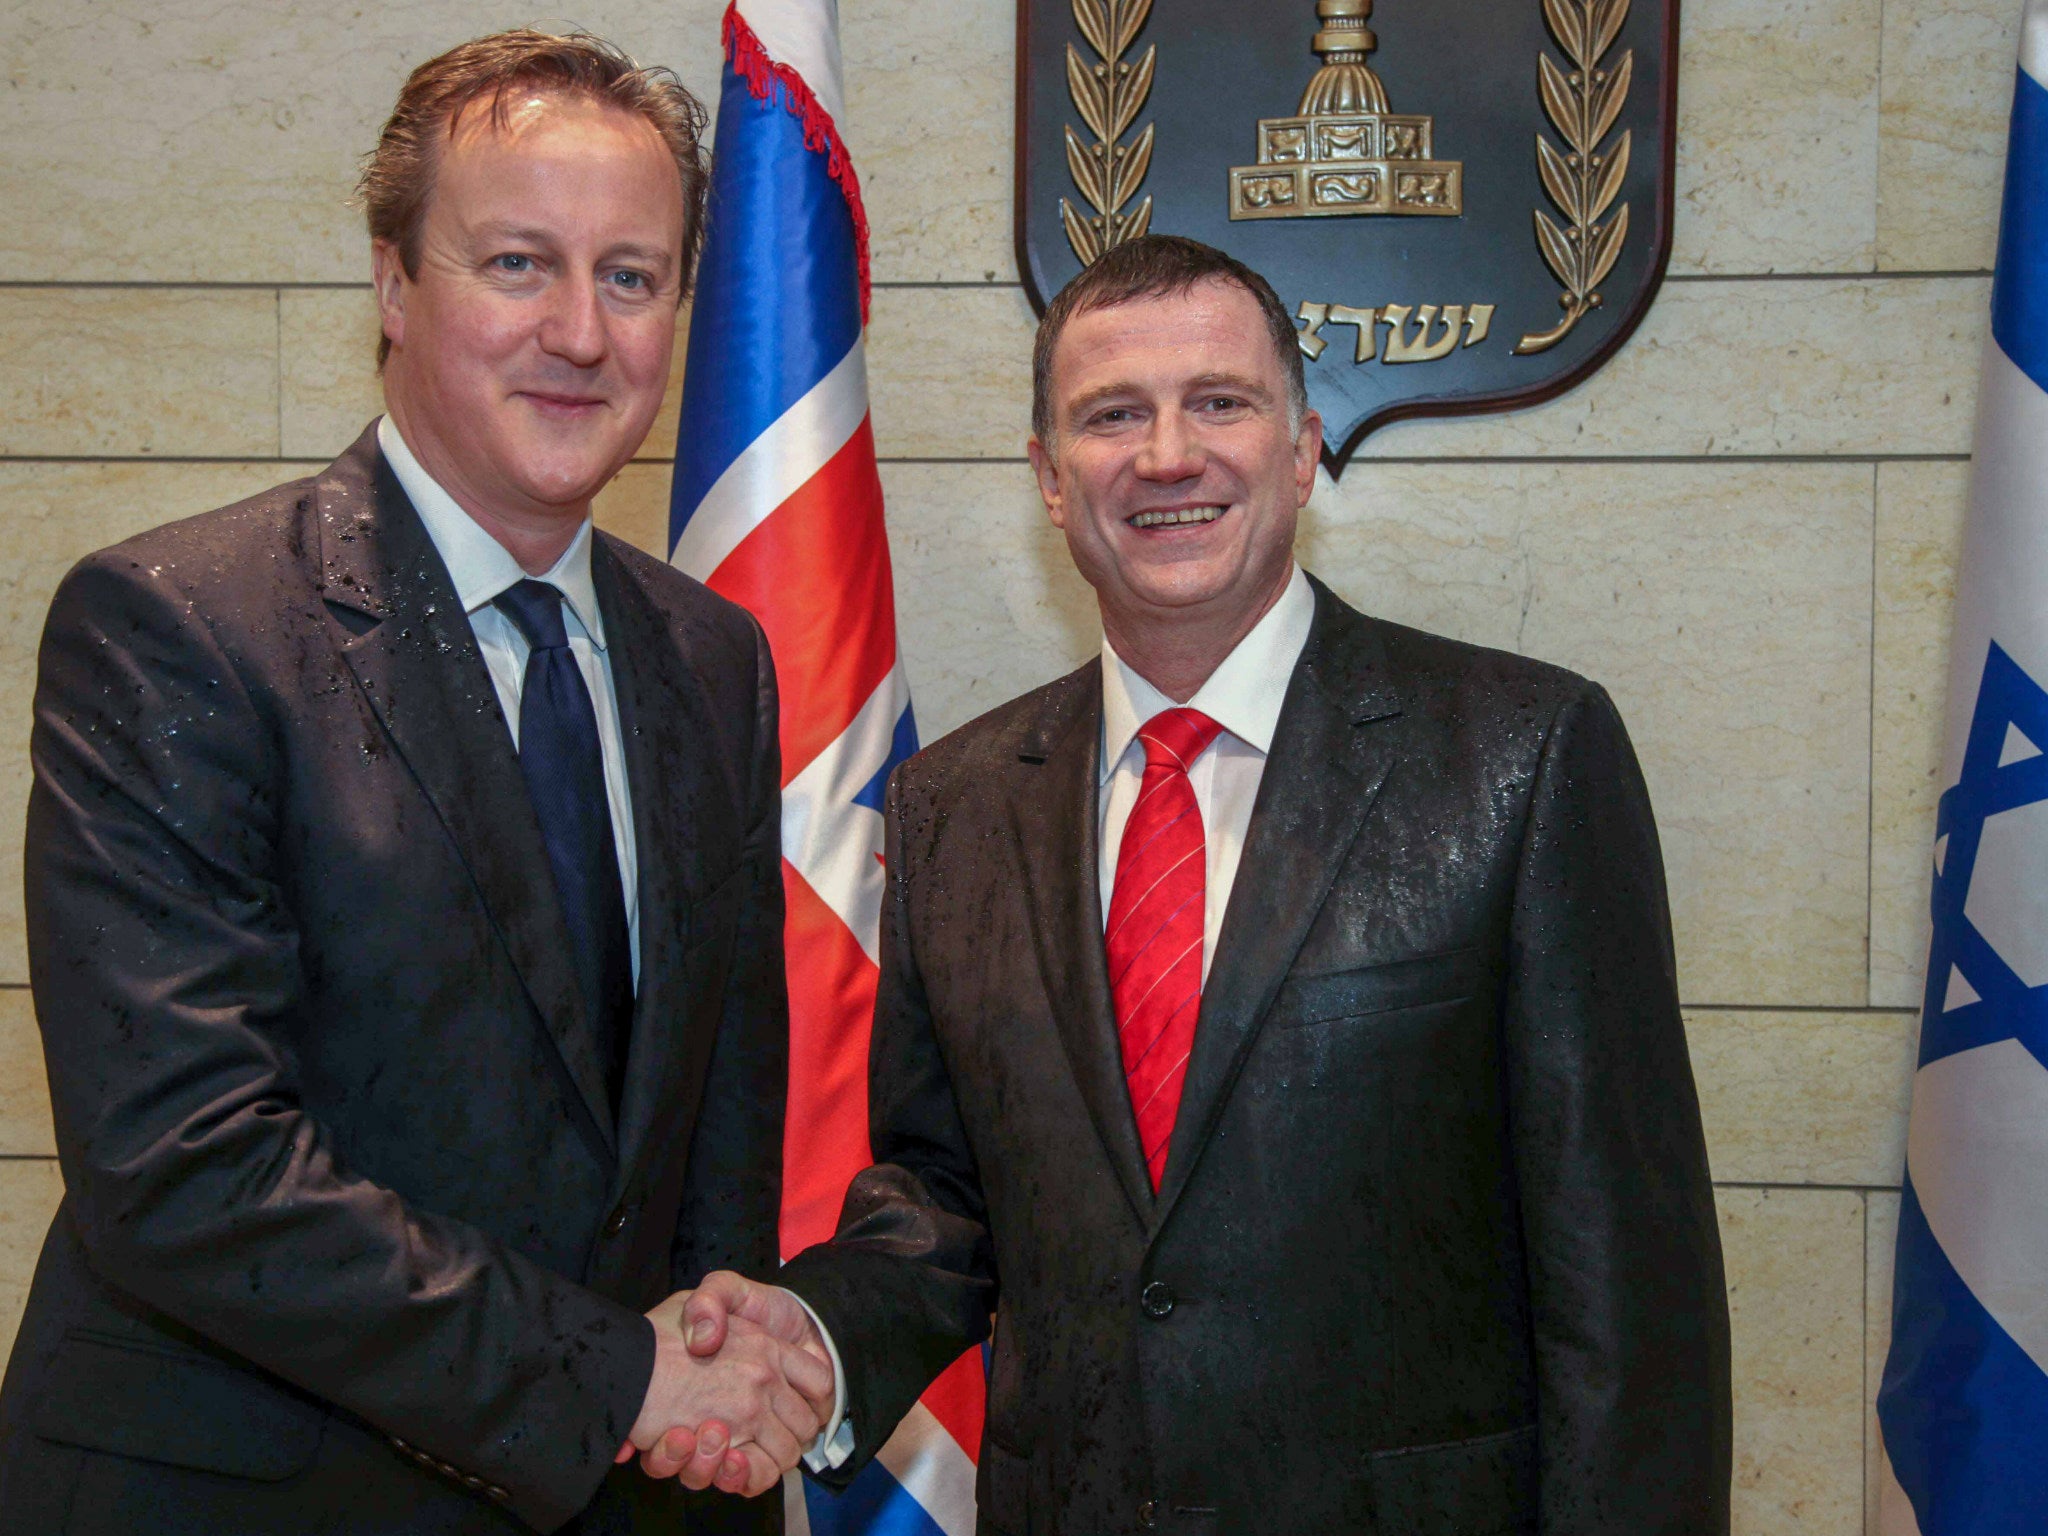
[359,29,710,365]
[1031,235,1309,446]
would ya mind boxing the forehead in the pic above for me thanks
[432,91,681,229]
[1049,280,1280,400]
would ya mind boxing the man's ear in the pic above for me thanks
[1294,409,1324,508]
[371,240,408,355]
[1028,437,1068,530]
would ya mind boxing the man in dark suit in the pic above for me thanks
[677,236,1732,1533]
[0,30,826,1534]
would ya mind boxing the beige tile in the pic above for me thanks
[1304,460,1873,1006]
[1360,277,1984,459]
[279,289,383,462]
[1673,0,1881,275]
[1688,1011,1913,1185]
[845,0,1017,285]
[280,287,694,467]
[868,285,1039,461]
[0,463,299,982]
[1866,1192,1900,1536]
[0,3,729,284]
[0,0,1016,288]
[0,1160,63,1366]
[1871,461,1969,1009]
[594,463,676,558]
[0,992,53,1158]
[1719,1186,1866,1536]
[0,289,278,459]
[879,462,1098,738]
[1878,0,2021,272]
[869,279,1985,461]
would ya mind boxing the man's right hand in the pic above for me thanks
[619,1289,835,1496]
[680,1271,830,1365]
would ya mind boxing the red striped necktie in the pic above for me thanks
[1106,707,1225,1192]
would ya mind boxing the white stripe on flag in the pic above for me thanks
[669,341,869,580]
[734,0,848,129]
[781,664,910,961]
[1940,343,2048,786]
[1906,1036,2048,1376]
[2025,0,2048,86]
[874,1400,979,1536]
[782,1468,814,1536]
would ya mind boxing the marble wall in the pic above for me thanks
[0,0,2018,1526]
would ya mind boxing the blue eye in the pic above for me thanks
[610,270,646,290]
[494,254,532,272]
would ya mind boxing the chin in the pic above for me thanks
[1123,556,1239,604]
[507,450,620,510]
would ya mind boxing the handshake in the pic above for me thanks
[615,1272,837,1497]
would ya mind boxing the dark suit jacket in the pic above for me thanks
[780,577,1730,1536]
[0,426,787,1535]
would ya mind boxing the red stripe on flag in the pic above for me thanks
[779,858,879,1257]
[708,418,896,786]
[922,1350,988,1468]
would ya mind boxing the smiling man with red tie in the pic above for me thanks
[679,233,1733,1536]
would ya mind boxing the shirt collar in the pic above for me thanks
[376,414,607,650]
[1099,562,1316,783]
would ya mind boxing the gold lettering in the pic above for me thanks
[1383,304,1463,364]
[1298,301,1500,364]
[1328,304,1381,363]
[1295,301,1331,361]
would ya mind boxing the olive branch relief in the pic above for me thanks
[1515,0,1632,354]
[1061,0,1157,264]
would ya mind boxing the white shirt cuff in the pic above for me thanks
[782,1288,855,1473]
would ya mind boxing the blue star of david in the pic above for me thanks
[1923,641,2048,1072]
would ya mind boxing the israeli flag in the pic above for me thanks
[1876,3,2048,1529]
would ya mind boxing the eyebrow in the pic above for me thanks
[1182,371,1275,402]
[470,223,676,270]
[1065,371,1276,420]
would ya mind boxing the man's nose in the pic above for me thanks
[537,275,607,368]
[1134,412,1204,481]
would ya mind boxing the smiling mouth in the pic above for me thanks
[521,391,606,412]
[1130,506,1225,530]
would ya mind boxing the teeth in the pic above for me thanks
[1131,506,1224,529]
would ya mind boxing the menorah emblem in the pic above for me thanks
[1229,0,1463,220]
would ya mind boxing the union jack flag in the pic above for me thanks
[668,5,984,1532]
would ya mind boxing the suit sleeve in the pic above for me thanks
[1503,680,1732,1535]
[24,554,652,1534]
[671,614,788,1287]
[776,768,996,1483]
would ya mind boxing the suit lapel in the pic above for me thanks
[1009,665,1157,1227]
[316,429,618,1154]
[1153,581,1405,1226]
[594,539,727,1177]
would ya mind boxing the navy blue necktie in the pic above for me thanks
[494,579,633,1111]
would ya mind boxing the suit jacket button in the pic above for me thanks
[1139,1499,1158,1528]
[604,1205,629,1237]
[1141,1282,1176,1319]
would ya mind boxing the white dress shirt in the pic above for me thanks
[376,415,641,984]
[1098,563,1316,966]
[800,565,1316,1474]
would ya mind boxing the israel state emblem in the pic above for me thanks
[1016,0,1678,466]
